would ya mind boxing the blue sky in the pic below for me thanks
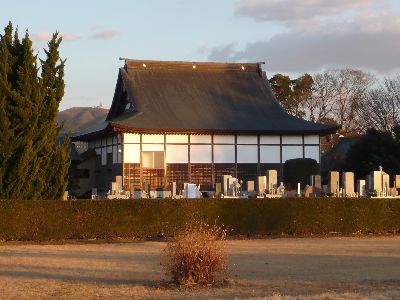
[2,0,400,110]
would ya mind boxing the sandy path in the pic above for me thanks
[0,237,399,299]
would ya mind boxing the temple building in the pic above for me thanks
[71,59,338,195]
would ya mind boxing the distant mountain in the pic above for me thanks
[57,107,109,134]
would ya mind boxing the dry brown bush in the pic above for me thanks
[161,221,229,286]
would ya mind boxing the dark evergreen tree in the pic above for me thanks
[345,129,400,179]
[0,22,70,199]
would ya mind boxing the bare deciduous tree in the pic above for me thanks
[358,76,400,133]
[305,69,375,135]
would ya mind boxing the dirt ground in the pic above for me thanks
[0,237,400,299]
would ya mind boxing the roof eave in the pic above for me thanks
[110,122,340,136]
[70,123,112,142]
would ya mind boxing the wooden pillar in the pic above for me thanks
[211,134,215,186]
[121,131,125,190]
[188,134,191,182]
[164,133,167,187]
[140,133,143,188]
[257,134,261,176]
[234,134,238,178]
[280,135,283,182]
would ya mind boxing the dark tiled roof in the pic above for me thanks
[74,59,339,140]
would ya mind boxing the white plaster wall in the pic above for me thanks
[124,144,140,163]
[95,148,101,155]
[124,133,140,143]
[237,145,258,163]
[304,135,319,144]
[190,145,212,163]
[282,136,302,144]
[107,146,112,154]
[237,135,257,144]
[214,135,235,144]
[166,134,188,143]
[107,136,113,145]
[142,134,164,143]
[305,146,320,162]
[260,145,280,163]
[142,144,164,151]
[190,135,211,144]
[166,145,188,163]
[95,139,101,148]
[260,136,280,144]
[282,146,303,162]
[214,145,235,163]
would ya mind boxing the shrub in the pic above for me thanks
[284,158,319,189]
[161,221,228,286]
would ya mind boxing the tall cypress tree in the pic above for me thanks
[0,22,70,200]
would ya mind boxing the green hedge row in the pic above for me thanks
[0,198,399,241]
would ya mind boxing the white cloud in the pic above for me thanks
[235,0,379,24]
[60,33,80,41]
[206,0,400,74]
[31,31,80,42]
[90,30,120,40]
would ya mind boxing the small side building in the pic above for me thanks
[72,59,338,194]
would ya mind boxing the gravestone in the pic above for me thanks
[266,169,278,193]
[277,182,285,195]
[63,191,68,201]
[228,177,237,196]
[303,185,313,197]
[247,181,255,192]
[215,182,222,197]
[171,182,177,197]
[342,172,354,197]
[222,174,232,196]
[357,179,366,197]
[390,187,398,197]
[183,183,188,198]
[371,171,382,194]
[186,184,197,198]
[143,181,150,197]
[111,182,119,193]
[382,174,390,196]
[258,176,267,196]
[115,176,123,191]
[328,171,339,195]
[310,175,322,196]
[395,175,400,189]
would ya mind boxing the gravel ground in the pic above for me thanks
[0,237,399,299]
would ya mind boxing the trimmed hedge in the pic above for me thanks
[0,198,399,241]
